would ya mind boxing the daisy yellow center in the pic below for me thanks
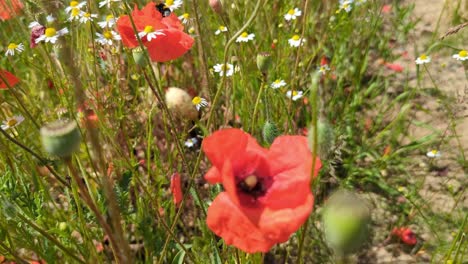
[431,150,438,154]
[84,13,91,18]
[292,91,298,96]
[71,8,80,16]
[240,32,248,38]
[8,43,18,50]
[343,3,349,8]
[218,26,225,30]
[103,31,113,39]
[182,13,189,18]
[222,64,231,71]
[459,50,467,58]
[106,15,114,21]
[45,28,57,37]
[188,27,195,34]
[144,25,154,33]
[7,119,17,127]
[70,1,78,7]
[166,0,174,5]
[274,79,281,84]
[288,9,295,15]
[292,35,300,41]
[419,54,427,60]
[192,96,202,105]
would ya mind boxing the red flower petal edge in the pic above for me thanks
[116,2,194,62]
[0,69,19,89]
[202,128,322,253]
[170,172,183,206]
[0,0,23,21]
[391,227,417,246]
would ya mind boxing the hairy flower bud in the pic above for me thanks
[262,121,280,145]
[132,47,147,67]
[256,52,272,74]
[307,119,335,159]
[322,189,371,255]
[165,87,198,120]
[40,119,81,158]
[209,0,223,14]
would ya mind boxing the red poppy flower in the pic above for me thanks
[0,69,19,89]
[202,129,322,253]
[117,2,194,62]
[170,172,183,206]
[391,227,417,246]
[0,0,23,20]
[385,62,404,72]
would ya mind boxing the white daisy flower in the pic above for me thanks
[452,50,468,61]
[28,21,42,28]
[96,30,121,46]
[79,12,98,24]
[98,0,121,8]
[236,32,255,42]
[284,8,302,21]
[178,13,190,24]
[192,96,208,111]
[338,0,353,13]
[46,15,56,23]
[1,115,25,130]
[213,63,235,77]
[271,79,286,89]
[65,1,86,14]
[215,25,227,35]
[35,27,69,44]
[415,54,431,65]
[138,26,166,42]
[164,0,183,11]
[318,64,330,75]
[286,90,304,101]
[288,35,306,47]
[5,43,24,56]
[98,15,117,28]
[68,8,83,21]
[426,149,441,158]
[185,137,199,148]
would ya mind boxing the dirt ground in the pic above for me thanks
[366,1,467,263]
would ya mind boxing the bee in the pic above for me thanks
[155,3,171,17]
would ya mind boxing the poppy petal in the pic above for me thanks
[0,70,19,89]
[144,29,194,62]
[204,166,221,183]
[206,192,275,253]
[170,172,183,206]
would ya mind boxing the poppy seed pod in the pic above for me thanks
[256,52,272,74]
[165,87,198,120]
[307,119,335,159]
[322,189,371,255]
[132,47,148,67]
[262,120,280,145]
[40,119,81,158]
[209,0,223,14]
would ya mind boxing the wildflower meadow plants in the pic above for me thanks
[0,0,466,263]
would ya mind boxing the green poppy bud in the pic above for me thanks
[322,189,371,255]
[40,119,81,158]
[132,47,147,67]
[256,52,272,74]
[307,119,335,159]
[262,121,280,145]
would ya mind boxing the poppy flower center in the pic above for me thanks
[292,35,300,41]
[7,119,17,127]
[288,9,295,15]
[144,25,154,33]
[237,175,265,198]
[45,28,57,37]
[459,50,467,58]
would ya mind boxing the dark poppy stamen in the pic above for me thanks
[156,3,171,17]
[237,175,265,198]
